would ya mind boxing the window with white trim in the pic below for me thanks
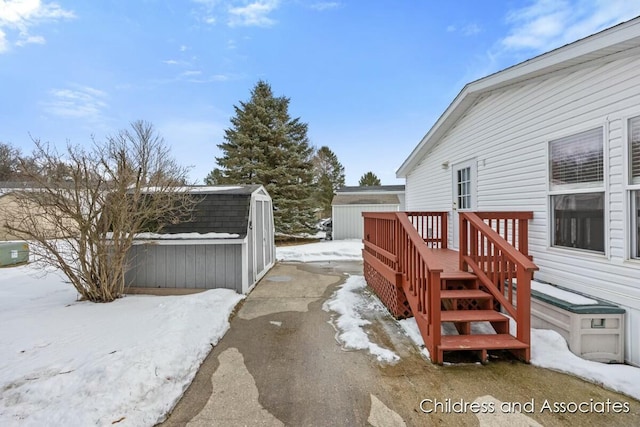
[629,116,640,258]
[549,128,604,253]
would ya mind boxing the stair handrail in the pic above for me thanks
[395,212,445,357]
[459,211,538,348]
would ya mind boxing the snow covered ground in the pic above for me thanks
[276,239,362,262]
[279,240,640,402]
[0,263,243,426]
[2,239,639,426]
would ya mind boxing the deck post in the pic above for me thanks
[459,213,468,270]
[442,213,448,249]
[518,218,529,257]
[515,269,531,349]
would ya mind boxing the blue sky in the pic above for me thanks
[2,1,640,185]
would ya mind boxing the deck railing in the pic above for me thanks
[364,210,535,362]
[459,211,538,353]
[404,211,448,248]
[363,211,448,357]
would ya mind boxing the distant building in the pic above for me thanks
[331,185,405,240]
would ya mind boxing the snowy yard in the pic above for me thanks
[1,239,639,426]
[0,263,243,426]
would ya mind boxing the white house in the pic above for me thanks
[397,17,640,366]
[331,185,405,240]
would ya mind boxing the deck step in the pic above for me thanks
[440,271,477,281]
[439,334,528,351]
[440,289,492,300]
[441,310,508,323]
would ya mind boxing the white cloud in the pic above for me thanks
[228,0,279,27]
[191,0,280,28]
[181,70,202,76]
[501,0,640,52]
[446,22,482,36]
[15,34,45,46]
[462,23,481,36]
[0,0,75,53]
[191,0,220,26]
[186,73,231,83]
[0,28,7,52]
[309,2,341,11]
[42,85,108,120]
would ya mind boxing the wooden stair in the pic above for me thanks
[362,211,534,365]
[436,272,527,362]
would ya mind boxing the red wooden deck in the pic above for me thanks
[362,211,537,364]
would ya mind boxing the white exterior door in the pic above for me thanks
[452,160,477,249]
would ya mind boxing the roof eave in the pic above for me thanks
[396,16,640,178]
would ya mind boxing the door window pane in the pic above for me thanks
[457,167,471,210]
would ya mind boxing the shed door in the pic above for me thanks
[256,200,265,273]
[263,200,274,265]
[452,160,477,249]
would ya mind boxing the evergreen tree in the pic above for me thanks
[359,171,381,186]
[312,146,345,217]
[204,168,224,185]
[209,81,316,235]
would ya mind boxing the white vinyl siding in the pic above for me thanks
[332,204,399,240]
[404,54,640,365]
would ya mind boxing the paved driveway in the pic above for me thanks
[160,262,640,426]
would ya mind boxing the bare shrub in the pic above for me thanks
[1,120,196,302]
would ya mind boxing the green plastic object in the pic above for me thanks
[0,241,29,266]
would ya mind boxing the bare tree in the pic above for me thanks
[0,120,196,302]
[0,142,22,180]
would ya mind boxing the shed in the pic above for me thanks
[124,185,274,294]
[331,185,405,240]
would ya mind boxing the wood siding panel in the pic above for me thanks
[405,55,640,364]
[174,245,186,289]
[126,243,243,293]
[195,245,206,289]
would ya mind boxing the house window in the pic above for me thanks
[628,116,640,258]
[457,166,471,210]
[549,128,604,253]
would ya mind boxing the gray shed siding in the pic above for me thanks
[125,243,243,293]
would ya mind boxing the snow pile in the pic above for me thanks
[132,232,240,240]
[276,239,363,262]
[0,264,243,426]
[529,328,640,400]
[531,280,598,305]
[398,318,431,359]
[323,275,399,363]
[399,313,640,400]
